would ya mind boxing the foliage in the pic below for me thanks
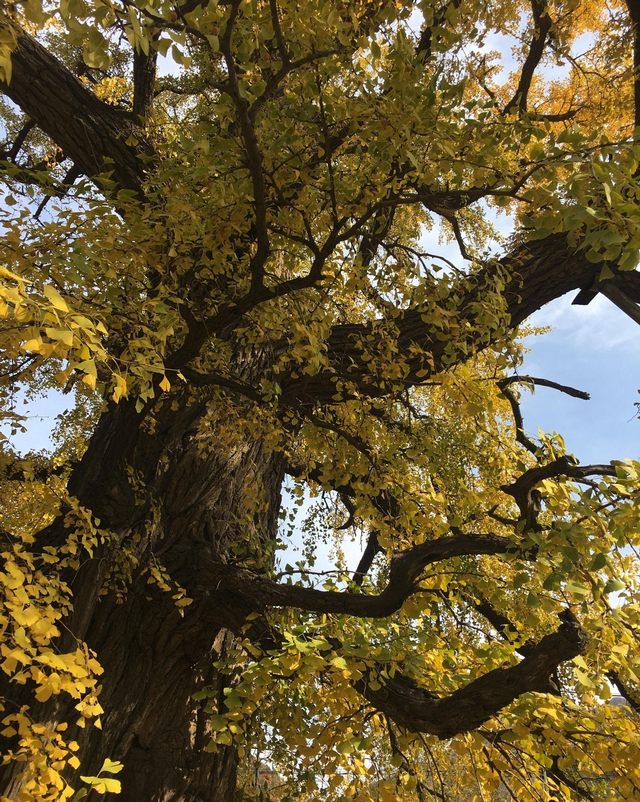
[0,0,639,800]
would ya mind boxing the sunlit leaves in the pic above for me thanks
[1,0,640,800]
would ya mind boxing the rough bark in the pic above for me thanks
[1,383,284,801]
[0,23,147,195]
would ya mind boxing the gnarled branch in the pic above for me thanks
[357,611,586,739]
[203,532,513,618]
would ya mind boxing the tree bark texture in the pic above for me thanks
[1,381,284,801]
[0,24,147,195]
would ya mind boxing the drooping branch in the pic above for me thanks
[498,382,538,455]
[202,532,513,617]
[352,530,382,586]
[0,23,148,195]
[356,610,587,739]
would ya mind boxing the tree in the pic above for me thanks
[0,0,640,799]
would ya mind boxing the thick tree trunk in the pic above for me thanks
[1,383,284,801]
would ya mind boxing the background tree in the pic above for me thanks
[0,0,640,800]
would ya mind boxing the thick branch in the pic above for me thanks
[502,457,617,524]
[282,235,640,405]
[357,611,586,739]
[503,0,552,114]
[626,0,640,130]
[416,0,462,63]
[203,533,512,617]
[0,117,34,160]
[0,24,148,195]
[132,45,158,121]
[608,670,640,712]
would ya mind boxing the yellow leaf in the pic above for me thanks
[43,285,69,313]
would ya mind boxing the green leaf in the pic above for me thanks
[210,715,227,731]
[565,580,590,596]
[618,247,638,271]
[513,572,529,589]
[526,591,541,608]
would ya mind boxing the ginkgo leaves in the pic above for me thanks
[525,135,640,276]
[0,199,183,405]
[2,0,640,800]
[0,546,105,800]
[76,759,124,798]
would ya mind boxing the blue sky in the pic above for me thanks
[521,292,640,465]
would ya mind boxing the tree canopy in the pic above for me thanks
[0,0,640,800]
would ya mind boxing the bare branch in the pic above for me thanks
[499,375,590,400]
[1,118,35,160]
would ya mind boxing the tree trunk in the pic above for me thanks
[1,383,284,801]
